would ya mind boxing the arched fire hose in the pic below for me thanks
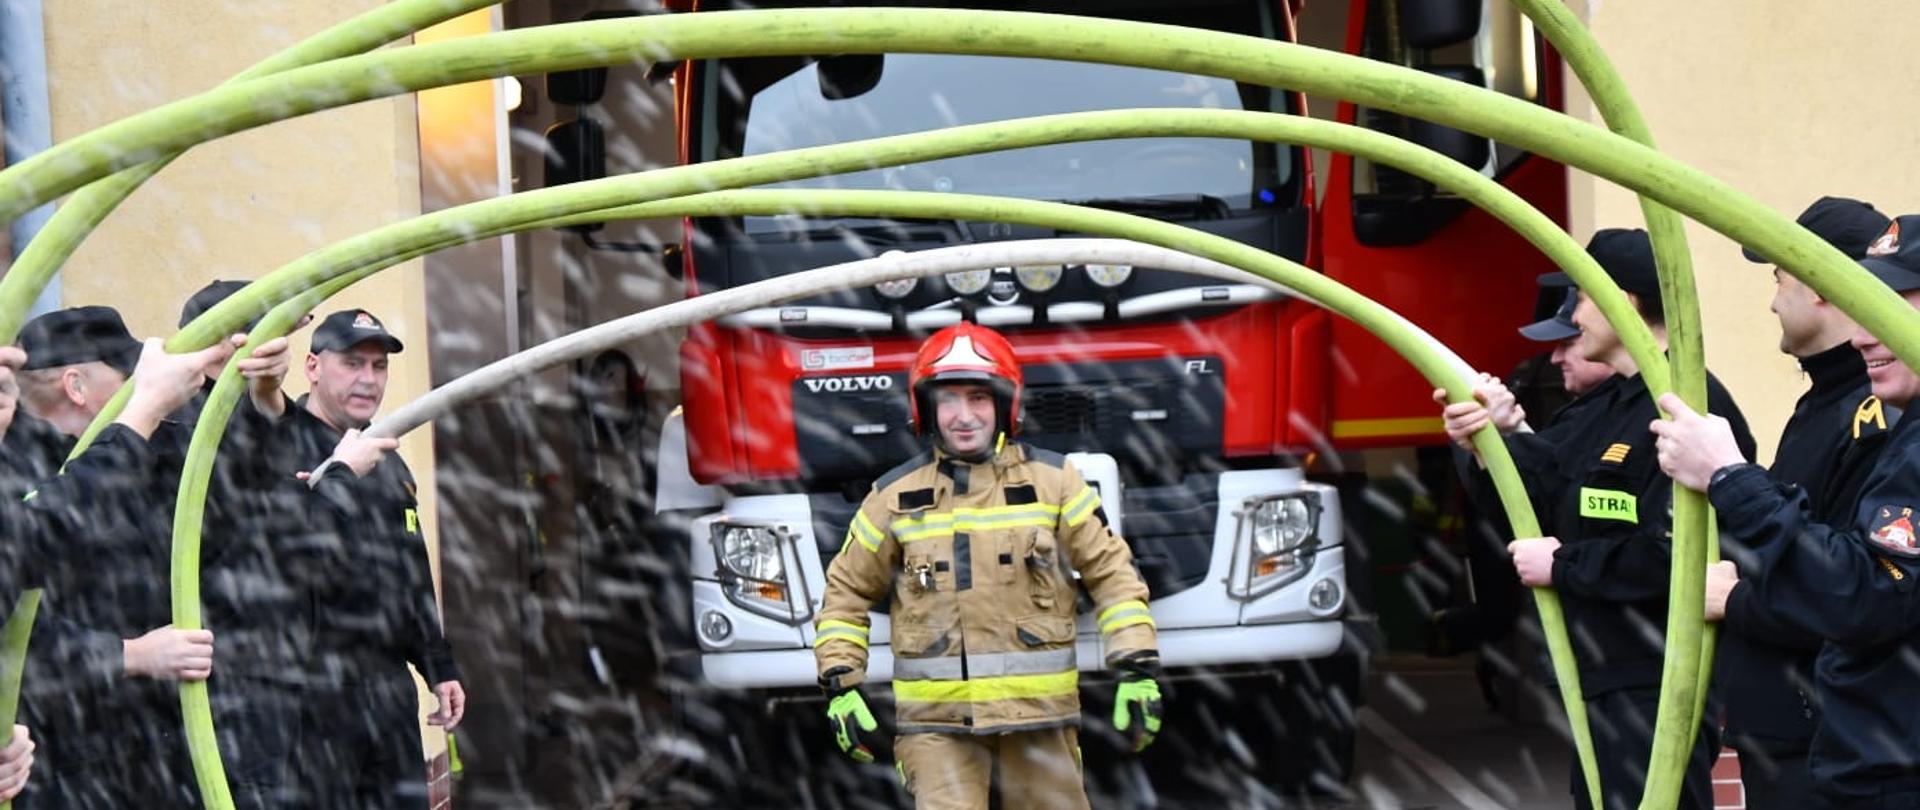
[360,237,1462,441]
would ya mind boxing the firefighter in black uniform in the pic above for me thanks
[1716,197,1893,808]
[1446,229,1755,810]
[289,309,462,809]
[1655,214,1920,809]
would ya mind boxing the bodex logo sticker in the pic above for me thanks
[803,375,894,394]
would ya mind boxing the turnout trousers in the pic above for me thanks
[895,727,1089,810]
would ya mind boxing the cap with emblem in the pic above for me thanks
[1860,216,1920,293]
[17,306,141,375]
[309,309,405,355]
[1744,197,1891,263]
[1520,274,1580,342]
[1535,228,1661,300]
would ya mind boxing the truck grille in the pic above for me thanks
[1024,388,1099,434]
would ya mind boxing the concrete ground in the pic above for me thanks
[1154,656,1575,810]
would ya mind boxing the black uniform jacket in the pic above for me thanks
[1463,375,1627,528]
[1541,371,1757,694]
[289,399,458,686]
[1721,344,1890,755]
[1711,408,1920,802]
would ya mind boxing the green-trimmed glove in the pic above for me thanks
[1113,664,1164,753]
[827,687,879,763]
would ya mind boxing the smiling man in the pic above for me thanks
[811,321,1162,809]
[1653,214,1920,809]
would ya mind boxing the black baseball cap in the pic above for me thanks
[1743,196,1891,263]
[178,280,250,328]
[1860,216,1920,293]
[1519,276,1581,342]
[17,306,141,375]
[309,309,405,355]
[1537,228,1662,299]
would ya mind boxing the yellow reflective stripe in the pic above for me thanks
[891,504,1063,542]
[1063,486,1100,527]
[815,620,871,649]
[893,670,1079,704]
[817,619,870,638]
[813,634,869,650]
[1100,614,1155,635]
[1097,600,1150,626]
[1578,487,1638,523]
[847,512,884,552]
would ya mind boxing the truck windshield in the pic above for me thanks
[698,2,1291,234]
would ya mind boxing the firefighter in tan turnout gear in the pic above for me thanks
[812,322,1164,809]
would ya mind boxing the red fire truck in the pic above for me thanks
[546,0,1566,797]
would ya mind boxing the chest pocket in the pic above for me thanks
[889,492,956,634]
[1022,528,1068,610]
[1578,440,1653,530]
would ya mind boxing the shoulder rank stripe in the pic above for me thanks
[1600,443,1631,464]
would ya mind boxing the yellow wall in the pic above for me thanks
[1564,0,1920,463]
[39,0,444,756]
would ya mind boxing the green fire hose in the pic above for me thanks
[1510,4,1714,805]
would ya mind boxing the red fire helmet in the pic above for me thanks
[907,321,1023,437]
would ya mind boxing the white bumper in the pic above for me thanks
[701,618,1346,690]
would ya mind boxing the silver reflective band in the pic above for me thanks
[892,647,1078,681]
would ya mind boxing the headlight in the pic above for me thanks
[874,276,918,300]
[1231,493,1321,599]
[945,268,991,296]
[710,522,808,621]
[1014,264,1064,293]
[1084,263,1133,288]
[1250,497,1313,556]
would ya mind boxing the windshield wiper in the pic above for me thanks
[1059,194,1234,221]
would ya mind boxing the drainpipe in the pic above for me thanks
[1,0,61,315]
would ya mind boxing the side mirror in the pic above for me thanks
[1398,0,1481,49]
[546,10,644,105]
[544,119,606,187]
[548,68,607,106]
[817,54,884,101]
[1407,66,1492,170]
[545,118,606,234]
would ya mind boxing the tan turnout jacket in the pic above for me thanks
[813,442,1157,735]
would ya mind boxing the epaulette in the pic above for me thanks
[875,449,935,491]
[1853,395,1892,440]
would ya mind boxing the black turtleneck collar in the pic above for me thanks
[1798,342,1866,392]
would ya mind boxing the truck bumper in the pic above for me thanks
[701,618,1345,690]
